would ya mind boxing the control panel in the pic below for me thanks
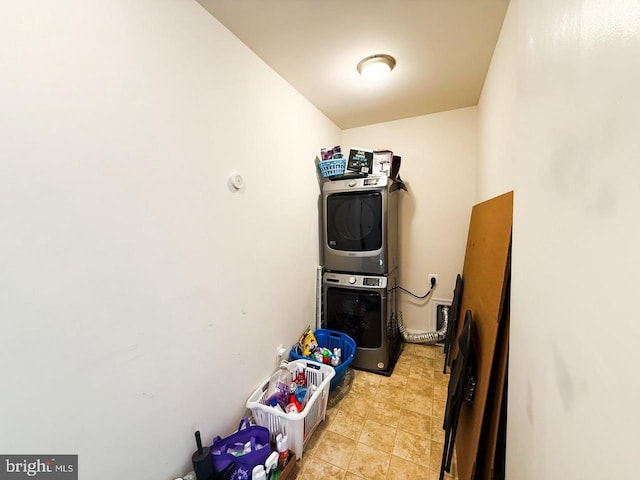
[323,272,388,289]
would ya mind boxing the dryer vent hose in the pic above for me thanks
[398,306,448,344]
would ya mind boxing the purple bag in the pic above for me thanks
[210,418,271,479]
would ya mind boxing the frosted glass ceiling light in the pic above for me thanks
[357,54,396,82]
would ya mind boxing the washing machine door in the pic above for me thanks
[326,191,382,252]
[325,287,383,349]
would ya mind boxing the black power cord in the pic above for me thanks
[395,276,437,299]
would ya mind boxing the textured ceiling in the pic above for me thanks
[198,0,509,129]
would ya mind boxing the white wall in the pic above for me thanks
[476,0,517,202]
[478,1,640,478]
[0,1,340,478]
[342,108,477,331]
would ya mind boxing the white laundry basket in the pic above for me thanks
[246,360,335,460]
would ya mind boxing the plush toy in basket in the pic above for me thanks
[296,327,341,366]
[291,327,356,392]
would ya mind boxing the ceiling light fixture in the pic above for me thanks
[357,54,396,82]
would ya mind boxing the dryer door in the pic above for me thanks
[326,191,382,252]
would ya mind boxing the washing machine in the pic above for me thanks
[321,270,401,375]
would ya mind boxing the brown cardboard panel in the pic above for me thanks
[454,191,513,480]
[477,298,510,480]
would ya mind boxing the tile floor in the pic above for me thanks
[294,342,458,480]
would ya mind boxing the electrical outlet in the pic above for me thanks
[276,344,287,365]
[428,274,438,286]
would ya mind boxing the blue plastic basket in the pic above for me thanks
[290,329,356,391]
[318,159,346,178]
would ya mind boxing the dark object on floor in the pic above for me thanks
[326,368,354,409]
[192,430,214,480]
[443,274,464,373]
[212,463,235,480]
[440,310,477,480]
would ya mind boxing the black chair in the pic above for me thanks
[440,310,477,480]
[443,274,464,373]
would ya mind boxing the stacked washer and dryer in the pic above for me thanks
[321,175,401,375]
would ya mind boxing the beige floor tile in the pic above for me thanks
[296,453,314,476]
[405,377,434,396]
[387,454,431,479]
[400,343,419,353]
[297,455,347,480]
[449,450,459,477]
[378,373,408,388]
[432,398,447,419]
[409,360,435,380]
[374,383,405,407]
[308,411,332,442]
[431,420,445,443]
[402,390,434,416]
[328,409,366,440]
[394,355,413,368]
[302,425,326,456]
[433,381,448,399]
[347,442,392,480]
[367,399,402,428]
[433,371,450,385]
[392,429,431,467]
[397,408,432,439]
[340,391,378,417]
[434,358,446,368]
[402,343,438,359]
[391,363,411,377]
[325,404,339,421]
[350,381,379,398]
[411,359,436,381]
[358,419,397,453]
[311,430,357,470]
[354,370,383,387]
[344,472,366,479]
[308,341,459,479]
[430,441,444,471]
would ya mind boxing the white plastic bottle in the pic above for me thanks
[276,433,289,470]
[252,464,267,480]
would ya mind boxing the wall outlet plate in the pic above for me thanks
[428,274,438,286]
[276,344,287,366]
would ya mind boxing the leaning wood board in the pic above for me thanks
[454,191,513,480]
[476,288,510,479]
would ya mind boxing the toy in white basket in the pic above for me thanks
[264,365,292,409]
[285,383,303,413]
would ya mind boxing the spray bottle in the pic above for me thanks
[252,464,267,480]
[264,451,279,480]
[276,433,289,471]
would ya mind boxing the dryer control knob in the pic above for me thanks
[348,180,356,187]
[348,276,357,284]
